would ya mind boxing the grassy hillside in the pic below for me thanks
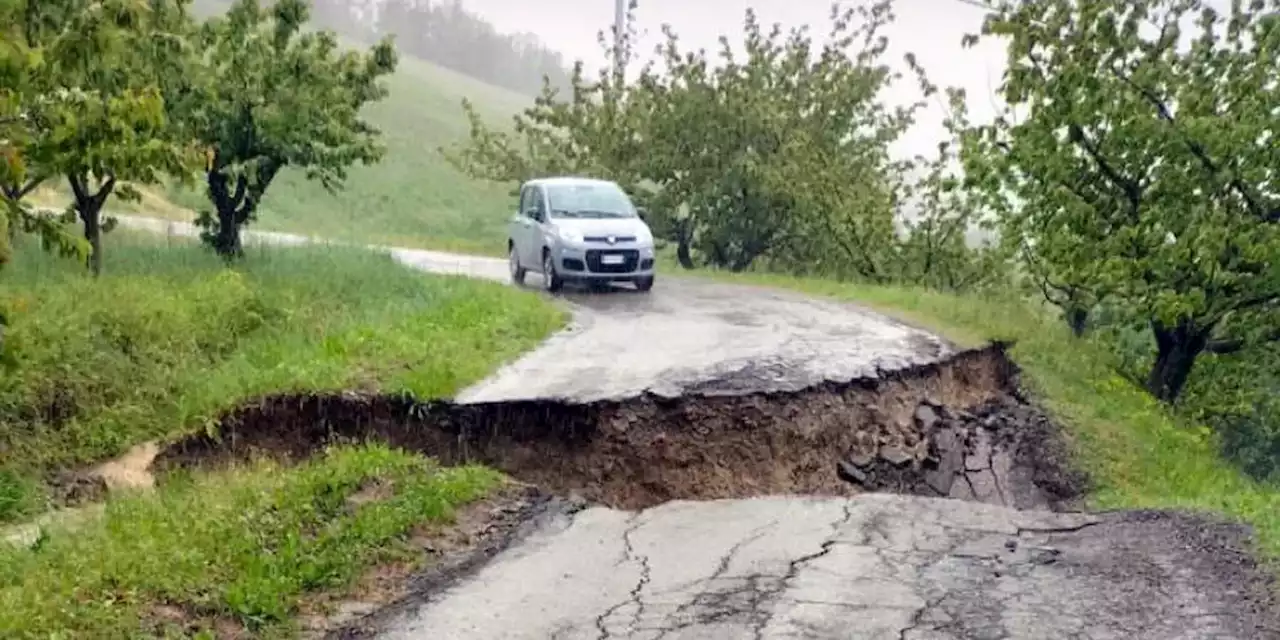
[0,231,564,636]
[0,231,564,522]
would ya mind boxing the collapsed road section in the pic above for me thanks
[150,343,1087,513]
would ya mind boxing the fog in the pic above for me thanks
[458,0,1011,161]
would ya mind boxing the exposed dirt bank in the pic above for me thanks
[148,343,1087,512]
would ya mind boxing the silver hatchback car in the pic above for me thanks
[507,176,657,292]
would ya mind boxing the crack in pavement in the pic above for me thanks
[651,518,781,639]
[595,513,653,640]
[1015,520,1101,536]
[747,502,858,639]
[898,593,952,640]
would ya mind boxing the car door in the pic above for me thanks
[509,185,534,267]
[513,185,544,267]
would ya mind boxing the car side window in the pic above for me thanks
[518,186,532,217]
[529,188,547,222]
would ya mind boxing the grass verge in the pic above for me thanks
[703,271,1280,559]
[0,230,565,521]
[0,444,501,638]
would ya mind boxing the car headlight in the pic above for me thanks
[637,226,654,245]
[558,227,584,244]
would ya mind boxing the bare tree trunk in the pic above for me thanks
[1145,319,1213,403]
[67,172,115,277]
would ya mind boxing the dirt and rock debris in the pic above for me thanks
[147,343,1086,514]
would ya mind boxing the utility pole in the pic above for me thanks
[613,0,627,78]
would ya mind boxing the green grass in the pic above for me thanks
[701,271,1280,559]
[0,444,502,639]
[0,230,565,521]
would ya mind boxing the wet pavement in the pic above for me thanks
[373,495,1274,640]
[391,239,953,403]
[113,216,1279,640]
[119,215,957,403]
[455,277,952,403]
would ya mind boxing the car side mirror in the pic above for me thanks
[635,206,648,221]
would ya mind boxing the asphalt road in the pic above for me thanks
[454,276,953,403]
[117,216,1279,640]
[376,496,1270,640]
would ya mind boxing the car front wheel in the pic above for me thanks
[542,250,564,292]
[634,275,655,292]
[509,244,526,285]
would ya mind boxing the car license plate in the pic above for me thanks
[602,254,625,265]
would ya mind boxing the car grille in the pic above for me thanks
[584,235,637,244]
[586,249,639,273]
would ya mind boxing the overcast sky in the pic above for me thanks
[457,0,1011,160]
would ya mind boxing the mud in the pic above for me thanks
[150,343,1086,513]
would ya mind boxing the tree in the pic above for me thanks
[2,0,188,276]
[965,0,1279,402]
[7,0,201,275]
[442,0,645,194]
[893,87,1007,293]
[190,0,398,258]
[448,1,930,276]
[618,2,932,274]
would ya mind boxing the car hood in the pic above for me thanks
[553,217,650,238]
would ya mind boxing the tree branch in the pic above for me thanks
[1110,66,1278,223]
[2,175,45,201]
[1207,326,1280,355]
[1066,123,1143,215]
[67,173,88,206]
[92,173,116,209]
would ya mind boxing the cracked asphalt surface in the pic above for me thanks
[374,496,1271,639]
[115,217,1278,639]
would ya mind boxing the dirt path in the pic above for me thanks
[112,215,1279,639]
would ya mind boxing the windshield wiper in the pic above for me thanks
[576,209,626,218]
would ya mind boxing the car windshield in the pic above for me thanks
[545,182,636,219]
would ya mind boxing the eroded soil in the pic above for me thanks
[148,344,1084,514]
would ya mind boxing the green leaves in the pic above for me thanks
[190,0,398,256]
[969,0,1280,401]
[1,0,188,275]
[447,1,958,277]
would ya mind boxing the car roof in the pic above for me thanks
[525,176,619,189]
